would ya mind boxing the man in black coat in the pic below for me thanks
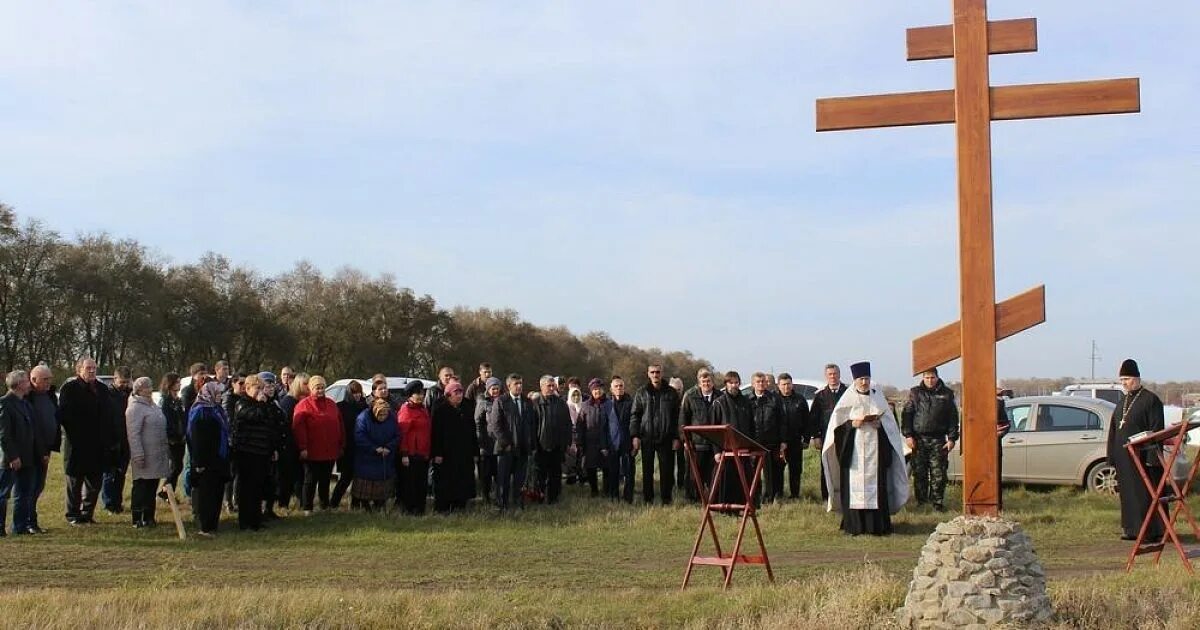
[630,363,682,505]
[900,367,960,511]
[679,369,722,501]
[425,366,456,410]
[57,357,114,525]
[27,365,60,533]
[487,374,535,510]
[1106,359,1166,541]
[180,362,209,411]
[749,372,787,503]
[711,371,757,509]
[777,373,812,500]
[101,366,133,514]
[808,363,847,501]
[532,376,573,504]
[1,370,39,536]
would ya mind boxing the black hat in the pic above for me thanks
[850,361,871,380]
[403,380,425,397]
[1119,359,1140,378]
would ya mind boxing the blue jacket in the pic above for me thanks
[354,408,399,481]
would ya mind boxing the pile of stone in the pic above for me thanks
[896,515,1052,628]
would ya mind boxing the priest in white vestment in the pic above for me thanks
[821,361,909,535]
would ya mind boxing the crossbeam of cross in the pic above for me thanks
[815,0,1140,516]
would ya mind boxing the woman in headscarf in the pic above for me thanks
[332,380,368,509]
[821,362,908,536]
[397,380,432,515]
[292,375,345,514]
[353,398,399,512]
[564,384,584,486]
[127,376,169,528]
[158,372,187,501]
[231,374,282,531]
[431,381,479,513]
[187,381,231,537]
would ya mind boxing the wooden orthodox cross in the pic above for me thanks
[815,0,1140,516]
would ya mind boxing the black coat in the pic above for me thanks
[779,392,811,446]
[809,384,847,441]
[431,399,479,503]
[337,397,369,466]
[575,397,613,469]
[232,398,283,457]
[181,383,198,412]
[901,382,960,440]
[57,377,114,476]
[534,394,573,452]
[109,385,132,462]
[160,394,187,447]
[680,387,722,450]
[0,392,37,467]
[487,393,535,456]
[28,388,61,457]
[712,390,755,440]
[630,382,681,445]
[749,390,786,448]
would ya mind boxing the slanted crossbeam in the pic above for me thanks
[815,0,1140,516]
[912,285,1046,375]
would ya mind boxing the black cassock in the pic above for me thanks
[711,391,758,509]
[833,422,895,536]
[432,399,480,511]
[1106,387,1166,540]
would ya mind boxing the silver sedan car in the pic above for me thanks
[948,395,1191,493]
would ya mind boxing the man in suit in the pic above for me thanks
[808,363,848,501]
[0,370,39,536]
[487,373,535,511]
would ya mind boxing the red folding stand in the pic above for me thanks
[1125,419,1200,573]
[681,425,774,590]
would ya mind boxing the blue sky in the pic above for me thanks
[1,1,1196,386]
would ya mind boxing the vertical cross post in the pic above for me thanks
[953,0,1000,515]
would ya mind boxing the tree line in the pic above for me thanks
[0,204,711,387]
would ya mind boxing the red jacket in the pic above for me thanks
[292,395,345,462]
[397,402,432,459]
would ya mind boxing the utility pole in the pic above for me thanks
[1089,340,1101,380]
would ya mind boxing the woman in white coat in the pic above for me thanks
[127,376,170,528]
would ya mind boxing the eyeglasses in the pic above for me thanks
[649,370,662,374]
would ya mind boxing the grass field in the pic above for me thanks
[3,450,1200,628]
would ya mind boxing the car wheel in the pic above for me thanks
[1086,461,1119,494]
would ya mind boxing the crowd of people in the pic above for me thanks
[0,354,1160,540]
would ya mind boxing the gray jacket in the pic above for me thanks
[126,395,170,480]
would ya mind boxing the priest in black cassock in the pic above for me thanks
[1106,359,1165,541]
[821,362,908,536]
[711,371,757,511]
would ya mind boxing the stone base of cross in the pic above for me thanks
[815,0,1139,515]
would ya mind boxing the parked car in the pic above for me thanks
[947,395,1191,494]
[324,376,437,404]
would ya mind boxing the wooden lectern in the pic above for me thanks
[1124,419,1200,573]
[680,425,774,590]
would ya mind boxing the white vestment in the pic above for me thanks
[821,387,909,514]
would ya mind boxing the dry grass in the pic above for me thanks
[2,451,1199,628]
